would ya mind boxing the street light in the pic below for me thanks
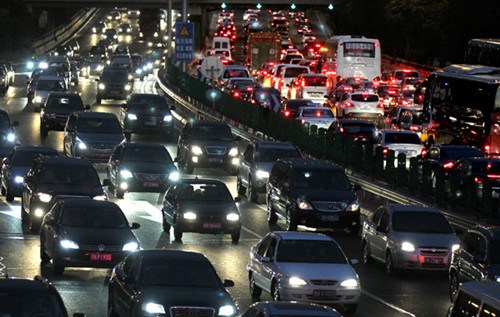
[328,4,334,10]
[256,3,262,9]
[290,4,296,10]
[221,2,227,9]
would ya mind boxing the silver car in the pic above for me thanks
[247,231,360,314]
[32,75,68,111]
[361,204,460,274]
[240,301,342,317]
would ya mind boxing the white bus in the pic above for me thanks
[330,35,381,82]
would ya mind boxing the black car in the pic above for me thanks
[21,156,109,232]
[40,199,140,274]
[89,45,108,60]
[1,146,58,202]
[449,225,500,301]
[281,99,315,118]
[267,158,361,233]
[40,92,90,136]
[108,250,237,317]
[245,87,281,111]
[0,276,83,317]
[328,119,377,144]
[450,157,500,198]
[120,93,175,140]
[107,142,178,198]
[95,67,132,103]
[176,120,241,174]
[0,109,19,157]
[161,178,242,243]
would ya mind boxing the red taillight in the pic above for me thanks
[475,177,484,184]
[421,149,427,157]
[401,100,410,105]
[315,111,322,117]
[443,162,454,169]
[378,103,384,108]
[247,87,253,91]
[488,174,500,179]
[345,101,353,108]
[484,136,491,153]
[382,148,389,156]
[284,110,290,117]
[301,119,306,124]
[340,127,344,133]
[301,80,305,87]
[409,125,421,132]
[233,91,240,98]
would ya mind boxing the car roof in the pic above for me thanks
[0,277,56,292]
[273,231,333,241]
[224,65,247,70]
[74,111,117,119]
[278,158,342,170]
[386,204,440,214]
[470,225,500,241]
[459,282,500,306]
[136,250,211,264]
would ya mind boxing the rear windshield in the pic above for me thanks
[177,182,233,202]
[284,67,308,78]
[36,80,66,91]
[301,108,334,118]
[286,100,313,110]
[293,168,351,190]
[395,71,420,80]
[351,94,379,102]
[392,211,454,234]
[342,122,376,133]
[46,96,84,110]
[384,133,421,145]
[303,76,327,87]
[223,69,249,79]
[441,148,484,161]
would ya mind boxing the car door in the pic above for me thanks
[371,209,390,261]
[162,185,177,226]
[63,114,77,156]
[239,145,253,188]
[457,232,478,283]
[42,202,62,258]
[460,232,488,283]
[363,208,383,261]
[108,145,123,187]
[275,165,291,216]
[112,254,140,316]
[252,235,272,289]
[260,237,279,292]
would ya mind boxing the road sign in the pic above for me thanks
[174,22,194,63]
[200,56,224,79]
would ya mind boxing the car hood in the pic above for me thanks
[392,231,459,248]
[38,183,103,197]
[191,140,237,148]
[121,162,175,174]
[139,286,233,309]
[278,262,358,281]
[253,162,275,173]
[77,132,125,144]
[179,201,238,215]
[61,226,136,246]
[293,189,357,203]
[9,166,31,178]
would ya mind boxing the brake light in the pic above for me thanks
[284,110,291,117]
[340,127,344,133]
[484,136,491,153]
[409,125,421,132]
[377,103,384,108]
[488,174,500,179]
[401,100,410,105]
[233,91,240,98]
[421,148,427,157]
[301,80,305,87]
[345,101,353,108]
[315,111,322,117]
[475,177,484,184]
[382,148,389,156]
[443,162,454,169]
[247,87,253,91]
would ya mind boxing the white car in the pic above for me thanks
[247,231,361,313]
[296,106,336,130]
[375,130,425,165]
[290,74,329,105]
[336,90,384,119]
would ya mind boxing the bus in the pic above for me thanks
[465,38,500,67]
[422,64,500,156]
[328,35,381,82]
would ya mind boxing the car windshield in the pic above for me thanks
[123,147,172,163]
[293,168,351,190]
[442,148,484,161]
[255,148,301,162]
[0,292,66,317]
[392,211,454,234]
[101,71,128,83]
[303,76,327,86]
[284,67,308,78]
[40,165,100,185]
[141,262,220,287]
[384,133,421,145]
[76,117,122,134]
[129,103,169,113]
[490,241,500,264]
[191,124,233,141]
[177,182,233,202]
[223,69,249,79]
[62,207,128,228]
[342,122,376,133]
[46,96,84,110]
[36,80,66,91]
[11,150,57,166]
[351,94,379,102]
[301,108,334,118]
[276,240,347,264]
[395,71,420,80]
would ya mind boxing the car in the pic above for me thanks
[63,111,126,163]
[95,67,133,103]
[107,11,121,21]
[287,74,329,105]
[274,65,310,96]
[390,69,421,86]
[91,21,106,34]
[247,231,360,313]
[223,77,254,93]
[450,158,500,199]
[423,145,484,171]
[46,55,72,85]
[281,99,315,118]
[328,119,378,144]
[161,178,242,242]
[245,87,282,111]
[40,198,140,274]
[376,84,400,114]
[107,142,178,198]
[220,65,251,85]
[103,28,118,42]
[176,120,240,174]
[0,276,83,316]
[448,225,500,301]
[240,302,343,317]
[296,106,336,130]
[229,81,261,99]
[108,55,133,72]
[118,23,132,34]
[336,90,384,121]
[237,141,302,202]
[448,282,500,316]
[21,156,109,232]
[69,61,79,85]
[0,108,19,143]
[108,250,237,317]
[87,57,105,76]
[32,75,68,111]
[0,128,19,161]
[89,45,108,60]
[267,158,361,233]
[384,105,424,134]
[361,204,460,274]
[375,130,425,165]
[120,93,176,139]
[40,92,90,136]
[1,146,58,202]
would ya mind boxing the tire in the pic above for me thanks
[271,281,281,301]
[174,226,183,241]
[40,126,48,137]
[267,197,278,225]
[231,230,240,244]
[285,208,298,231]
[249,273,262,299]
[247,178,258,202]
[449,271,460,302]
[40,237,50,264]
[52,250,65,275]
[236,177,246,196]
[5,186,14,202]
[162,214,171,232]
[386,251,396,275]
[362,241,373,265]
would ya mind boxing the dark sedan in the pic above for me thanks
[107,142,178,198]
[328,119,377,144]
[108,250,237,317]
[40,92,90,136]
[1,146,58,202]
[161,179,242,243]
[451,157,500,198]
[40,199,140,274]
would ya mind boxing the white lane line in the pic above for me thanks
[0,204,21,219]
[361,289,416,317]
[241,226,262,239]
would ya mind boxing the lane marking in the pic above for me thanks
[361,289,416,317]
[241,226,262,239]
[0,204,21,219]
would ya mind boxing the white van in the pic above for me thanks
[212,37,231,51]
[448,282,500,317]
[274,65,310,96]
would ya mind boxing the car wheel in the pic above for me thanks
[173,226,183,241]
[271,281,281,301]
[231,230,240,244]
[236,177,246,196]
[449,271,460,302]
[386,251,396,275]
[248,178,258,202]
[249,273,262,299]
[40,125,48,137]
[114,186,125,199]
[344,304,358,315]
[5,186,14,202]
[52,249,65,275]
[40,236,50,264]
[162,214,171,232]
[362,241,373,265]
[285,208,297,231]
[266,197,278,225]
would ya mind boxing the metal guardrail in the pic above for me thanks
[156,72,478,230]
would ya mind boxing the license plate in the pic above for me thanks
[143,182,159,188]
[90,253,112,261]
[208,158,223,163]
[144,121,157,126]
[203,223,222,229]
[313,290,336,298]
[424,257,443,264]
[321,215,339,222]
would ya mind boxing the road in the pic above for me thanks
[0,9,453,317]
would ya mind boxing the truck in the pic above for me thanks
[245,32,281,75]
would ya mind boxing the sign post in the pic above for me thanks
[174,22,195,68]
[200,56,224,109]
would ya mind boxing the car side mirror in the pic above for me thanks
[234,196,241,203]
[130,222,140,230]
[12,121,19,127]
[84,105,91,110]
[102,179,111,186]
[262,256,271,263]
[170,105,176,111]
[352,184,361,191]
[223,279,234,287]
[350,259,359,265]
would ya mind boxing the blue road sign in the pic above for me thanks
[174,22,194,63]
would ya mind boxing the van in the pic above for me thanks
[212,36,231,51]
[447,282,500,317]
[274,65,310,96]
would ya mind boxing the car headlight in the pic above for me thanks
[92,27,97,33]
[183,211,197,220]
[125,84,132,91]
[340,279,359,288]
[228,147,238,156]
[168,171,180,181]
[191,145,203,155]
[127,113,138,120]
[452,244,460,252]
[14,176,24,183]
[34,96,43,103]
[135,68,142,75]
[142,303,165,314]
[93,194,107,201]
[98,83,106,90]
[346,200,360,212]
[75,137,87,150]
[256,170,269,179]
[401,241,415,252]
[218,305,236,316]
[122,242,139,251]
[37,192,52,203]
[96,65,103,71]
[288,276,307,286]
[6,133,16,143]
[27,61,34,69]
[163,115,173,122]
[226,213,240,221]
[297,197,313,210]
[120,170,133,179]
[496,276,500,282]
[60,239,79,249]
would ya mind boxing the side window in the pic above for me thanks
[265,238,278,258]
[450,291,481,317]
[257,235,272,257]
[372,208,384,224]
[379,211,389,231]
[243,145,253,163]
[122,254,139,281]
